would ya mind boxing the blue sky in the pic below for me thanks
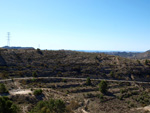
[0,0,150,51]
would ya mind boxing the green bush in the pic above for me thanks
[86,77,91,86]
[0,83,8,94]
[0,96,19,113]
[33,89,42,96]
[99,80,108,94]
[30,98,66,113]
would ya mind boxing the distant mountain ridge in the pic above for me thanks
[2,46,35,50]
[134,51,150,59]
[76,50,150,59]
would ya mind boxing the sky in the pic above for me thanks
[0,0,150,51]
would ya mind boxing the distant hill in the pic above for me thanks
[102,52,140,58]
[100,50,150,59]
[76,50,142,59]
[2,46,35,50]
[84,50,150,59]
[0,49,150,81]
[134,51,150,59]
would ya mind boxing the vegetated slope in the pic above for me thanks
[0,49,150,81]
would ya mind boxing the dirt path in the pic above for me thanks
[0,77,150,84]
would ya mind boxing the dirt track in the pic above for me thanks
[0,77,150,84]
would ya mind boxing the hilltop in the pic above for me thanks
[0,49,150,81]
[2,46,35,50]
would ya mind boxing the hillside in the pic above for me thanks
[0,49,150,81]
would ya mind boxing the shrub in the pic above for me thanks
[129,103,135,108]
[62,79,67,83]
[33,89,42,96]
[0,96,19,113]
[118,95,123,100]
[30,98,66,113]
[32,71,38,78]
[99,80,108,94]
[86,77,91,86]
[0,83,8,94]
[86,93,95,98]
[32,78,36,82]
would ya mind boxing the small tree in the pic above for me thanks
[99,80,107,94]
[86,77,91,86]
